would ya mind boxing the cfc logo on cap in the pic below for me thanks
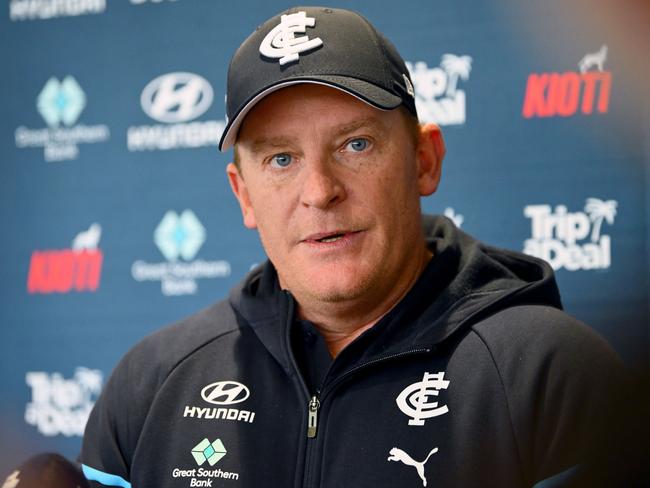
[259,11,323,65]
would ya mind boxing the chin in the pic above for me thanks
[300,271,374,304]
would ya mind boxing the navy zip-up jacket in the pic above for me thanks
[80,215,623,487]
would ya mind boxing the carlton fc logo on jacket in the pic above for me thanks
[183,380,256,424]
[523,198,617,271]
[396,372,450,426]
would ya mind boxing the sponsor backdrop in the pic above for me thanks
[1,0,648,477]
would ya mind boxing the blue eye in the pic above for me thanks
[346,138,369,152]
[271,153,292,168]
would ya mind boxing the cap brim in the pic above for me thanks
[218,76,402,151]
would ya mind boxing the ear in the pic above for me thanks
[226,162,257,229]
[415,123,445,196]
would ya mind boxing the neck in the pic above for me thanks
[296,245,432,357]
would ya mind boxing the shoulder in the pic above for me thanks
[470,305,620,367]
[466,305,624,439]
[101,300,240,404]
[82,299,243,466]
[117,300,240,382]
[466,308,626,485]
[466,304,624,427]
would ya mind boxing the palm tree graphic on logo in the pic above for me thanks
[74,367,103,398]
[584,198,617,242]
[440,54,472,97]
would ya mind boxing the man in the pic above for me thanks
[80,6,625,488]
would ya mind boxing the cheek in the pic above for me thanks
[375,154,420,200]
[247,190,291,253]
[382,163,422,226]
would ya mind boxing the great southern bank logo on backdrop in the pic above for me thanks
[523,198,617,271]
[127,72,226,151]
[523,45,611,118]
[9,0,106,21]
[25,367,103,437]
[406,54,472,126]
[131,210,231,295]
[14,76,110,162]
[27,223,104,294]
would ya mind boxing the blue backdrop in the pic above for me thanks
[1,0,648,477]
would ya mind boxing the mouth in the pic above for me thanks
[302,230,361,244]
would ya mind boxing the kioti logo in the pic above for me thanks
[27,223,103,294]
[522,45,611,118]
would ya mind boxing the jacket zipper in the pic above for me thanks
[307,393,320,438]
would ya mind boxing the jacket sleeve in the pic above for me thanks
[79,345,151,488]
[475,305,628,487]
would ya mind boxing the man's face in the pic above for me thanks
[228,84,440,310]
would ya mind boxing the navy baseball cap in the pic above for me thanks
[218,6,417,151]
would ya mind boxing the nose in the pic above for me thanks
[299,157,346,209]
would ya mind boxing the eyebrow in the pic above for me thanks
[332,117,388,139]
[247,136,296,155]
[244,116,389,155]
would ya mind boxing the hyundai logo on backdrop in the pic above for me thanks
[131,210,231,295]
[523,198,617,271]
[406,54,472,126]
[523,45,612,118]
[9,0,106,21]
[14,76,110,162]
[141,72,213,124]
[127,72,226,151]
[25,367,103,437]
